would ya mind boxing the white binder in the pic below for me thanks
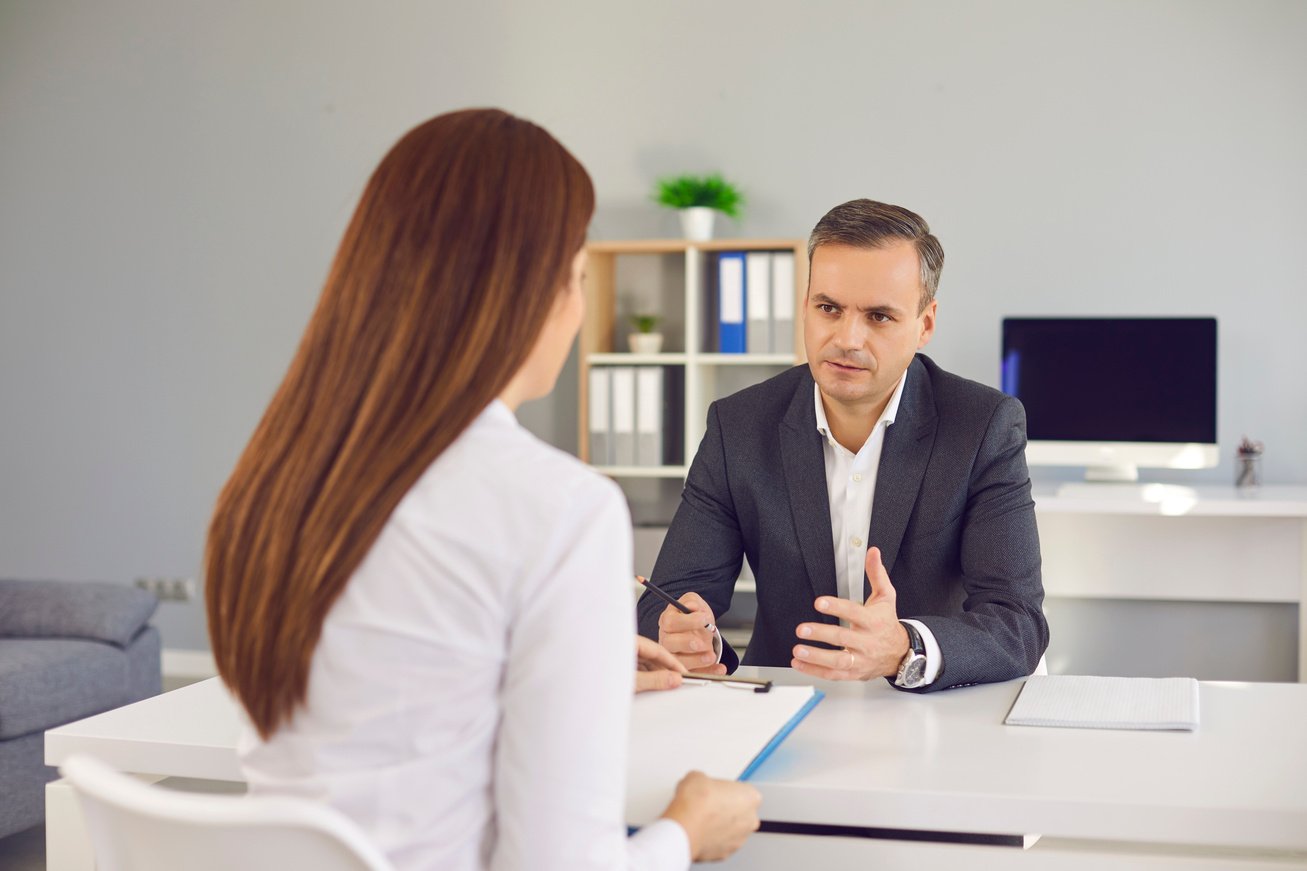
[627,683,822,827]
[771,251,796,355]
[745,251,772,353]
[1006,675,1200,731]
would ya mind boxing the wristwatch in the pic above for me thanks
[894,621,928,689]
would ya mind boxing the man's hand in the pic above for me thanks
[635,635,687,693]
[791,547,909,681]
[657,591,727,675]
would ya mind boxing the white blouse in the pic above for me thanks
[238,400,689,871]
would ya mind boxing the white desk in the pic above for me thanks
[45,669,1307,870]
[42,678,243,870]
[1033,484,1307,681]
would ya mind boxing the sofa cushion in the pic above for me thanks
[0,579,158,647]
[0,637,137,739]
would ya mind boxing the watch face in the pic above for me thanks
[900,656,927,687]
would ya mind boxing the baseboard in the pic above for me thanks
[161,648,217,681]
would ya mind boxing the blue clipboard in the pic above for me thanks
[739,690,824,781]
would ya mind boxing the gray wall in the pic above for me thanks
[2,1,1305,652]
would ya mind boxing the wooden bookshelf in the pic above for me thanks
[578,238,809,470]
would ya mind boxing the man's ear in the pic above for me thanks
[917,299,937,349]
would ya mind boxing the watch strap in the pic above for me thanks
[895,620,928,688]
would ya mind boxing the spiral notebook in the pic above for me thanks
[1005,675,1200,731]
[626,683,822,826]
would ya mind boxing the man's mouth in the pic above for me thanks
[825,360,865,373]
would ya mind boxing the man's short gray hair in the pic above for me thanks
[807,199,944,312]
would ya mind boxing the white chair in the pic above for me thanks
[59,754,395,871]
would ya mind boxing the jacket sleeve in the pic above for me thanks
[636,402,746,671]
[904,395,1049,692]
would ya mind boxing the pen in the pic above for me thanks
[636,575,713,630]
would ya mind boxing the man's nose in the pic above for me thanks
[834,315,868,349]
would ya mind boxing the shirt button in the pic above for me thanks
[853,473,863,482]
[851,536,863,548]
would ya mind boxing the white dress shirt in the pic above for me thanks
[238,401,689,871]
[812,374,943,686]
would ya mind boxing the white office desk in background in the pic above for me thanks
[1033,484,1307,681]
[45,669,1307,870]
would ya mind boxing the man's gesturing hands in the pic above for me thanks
[791,546,909,681]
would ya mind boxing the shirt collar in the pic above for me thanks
[482,398,520,428]
[813,368,908,446]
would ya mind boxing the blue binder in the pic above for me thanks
[717,251,747,353]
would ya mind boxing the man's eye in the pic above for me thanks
[870,312,892,323]
[818,304,838,314]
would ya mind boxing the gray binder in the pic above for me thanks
[635,367,663,466]
[746,251,772,353]
[610,366,637,466]
[772,252,795,355]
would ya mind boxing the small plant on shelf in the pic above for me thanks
[653,174,744,217]
[630,313,660,334]
[628,313,664,354]
[653,173,744,241]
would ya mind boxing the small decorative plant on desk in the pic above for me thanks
[628,313,664,354]
[653,173,744,241]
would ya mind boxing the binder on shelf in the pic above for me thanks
[745,251,772,353]
[587,366,612,466]
[771,251,796,355]
[610,366,637,466]
[635,367,663,467]
[661,366,685,466]
[717,251,747,354]
[626,683,823,827]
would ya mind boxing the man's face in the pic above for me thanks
[803,241,936,412]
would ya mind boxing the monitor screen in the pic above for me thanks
[1001,317,1217,444]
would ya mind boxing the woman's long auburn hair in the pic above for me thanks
[205,109,595,738]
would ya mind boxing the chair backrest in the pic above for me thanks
[60,755,395,871]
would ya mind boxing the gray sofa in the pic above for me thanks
[0,579,161,839]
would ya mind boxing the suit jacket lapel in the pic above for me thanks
[867,356,938,585]
[779,376,838,602]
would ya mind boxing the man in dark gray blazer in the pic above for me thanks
[637,199,1047,691]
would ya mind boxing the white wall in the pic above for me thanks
[2,1,1305,651]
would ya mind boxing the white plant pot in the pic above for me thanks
[679,207,715,241]
[628,332,664,354]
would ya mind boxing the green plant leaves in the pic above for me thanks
[653,173,744,218]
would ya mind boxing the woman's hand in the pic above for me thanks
[635,634,687,693]
[661,771,761,861]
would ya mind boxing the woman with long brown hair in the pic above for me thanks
[205,109,758,870]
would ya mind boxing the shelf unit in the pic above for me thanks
[584,239,807,658]
[578,238,809,472]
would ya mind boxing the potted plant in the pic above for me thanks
[653,173,744,241]
[628,313,664,354]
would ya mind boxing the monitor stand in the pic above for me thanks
[1083,463,1139,483]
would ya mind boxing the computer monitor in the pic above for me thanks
[1000,317,1218,482]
